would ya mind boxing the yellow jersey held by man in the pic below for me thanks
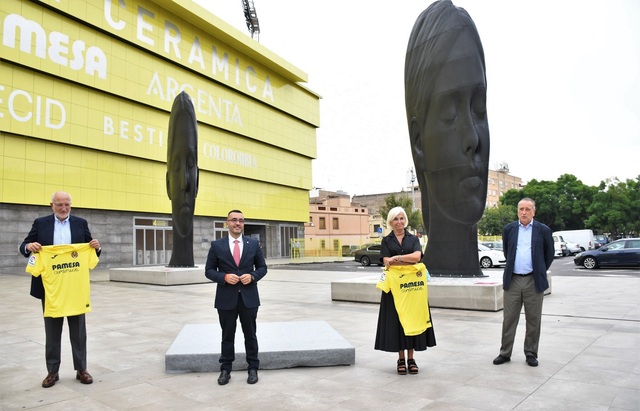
[26,243,99,317]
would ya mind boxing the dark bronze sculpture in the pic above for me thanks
[405,0,489,276]
[166,91,199,267]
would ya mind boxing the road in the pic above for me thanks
[271,255,640,278]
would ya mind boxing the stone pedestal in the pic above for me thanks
[331,271,552,312]
[165,321,355,372]
[109,266,207,285]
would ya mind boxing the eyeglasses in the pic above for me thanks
[52,203,71,208]
[227,218,245,224]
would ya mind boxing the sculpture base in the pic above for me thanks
[331,271,552,312]
[165,321,355,372]
[109,265,206,286]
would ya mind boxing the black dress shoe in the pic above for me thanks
[42,372,59,388]
[493,355,511,365]
[218,370,231,385]
[247,369,258,384]
[526,355,538,367]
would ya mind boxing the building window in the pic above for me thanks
[319,217,326,229]
[332,217,339,230]
[330,207,338,211]
[318,206,326,210]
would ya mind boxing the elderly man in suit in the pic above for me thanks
[493,198,554,367]
[20,191,101,388]
[205,210,268,385]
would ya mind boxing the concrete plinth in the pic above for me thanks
[109,266,207,285]
[331,271,552,312]
[165,321,355,372]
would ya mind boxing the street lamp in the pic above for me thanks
[407,168,416,211]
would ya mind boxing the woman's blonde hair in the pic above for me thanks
[387,206,408,228]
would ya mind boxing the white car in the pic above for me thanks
[564,240,583,256]
[478,244,506,268]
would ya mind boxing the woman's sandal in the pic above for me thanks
[397,359,407,375]
[407,359,419,374]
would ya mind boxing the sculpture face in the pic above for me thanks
[419,45,489,225]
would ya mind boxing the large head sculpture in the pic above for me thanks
[405,0,489,231]
[405,0,489,276]
[166,91,199,266]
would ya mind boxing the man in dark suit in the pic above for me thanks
[205,210,267,385]
[493,198,554,367]
[20,191,101,388]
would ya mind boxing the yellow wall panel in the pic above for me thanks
[3,134,309,218]
[1,1,319,146]
[1,62,312,189]
[35,0,320,126]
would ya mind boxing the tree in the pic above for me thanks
[492,174,639,237]
[478,204,515,236]
[585,176,640,238]
[378,194,423,232]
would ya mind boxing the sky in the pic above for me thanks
[193,0,640,196]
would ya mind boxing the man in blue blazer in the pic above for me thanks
[20,191,101,388]
[205,210,267,385]
[493,198,554,367]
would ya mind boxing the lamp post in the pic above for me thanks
[408,168,416,211]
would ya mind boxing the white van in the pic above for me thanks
[553,229,596,251]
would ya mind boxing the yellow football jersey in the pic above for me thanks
[26,243,99,317]
[376,263,431,336]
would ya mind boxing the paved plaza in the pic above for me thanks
[0,262,638,410]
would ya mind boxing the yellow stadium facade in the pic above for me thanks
[1,0,319,273]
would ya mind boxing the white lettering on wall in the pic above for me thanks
[103,115,164,147]
[137,7,155,46]
[146,72,243,126]
[2,14,107,79]
[203,142,258,168]
[0,86,66,129]
[103,0,274,102]
[164,21,181,58]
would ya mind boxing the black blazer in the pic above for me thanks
[502,220,555,293]
[204,236,267,310]
[20,214,97,299]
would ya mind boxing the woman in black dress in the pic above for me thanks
[374,206,436,374]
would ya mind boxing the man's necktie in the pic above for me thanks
[233,240,240,266]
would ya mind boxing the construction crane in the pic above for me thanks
[241,0,260,41]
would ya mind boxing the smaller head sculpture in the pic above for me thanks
[405,0,489,276]
[166,91,199,267]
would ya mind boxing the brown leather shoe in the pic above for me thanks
[76,369,93,384]
[42,372,59,388]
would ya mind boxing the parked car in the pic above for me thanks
[553,235,567,257]
[478,244,506,268]
[354,244,382,266]
[563,240,583,256]
[480,241,503,251]
[573,238,640,269]
[341,245,360,257]
[594,234,609,249]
